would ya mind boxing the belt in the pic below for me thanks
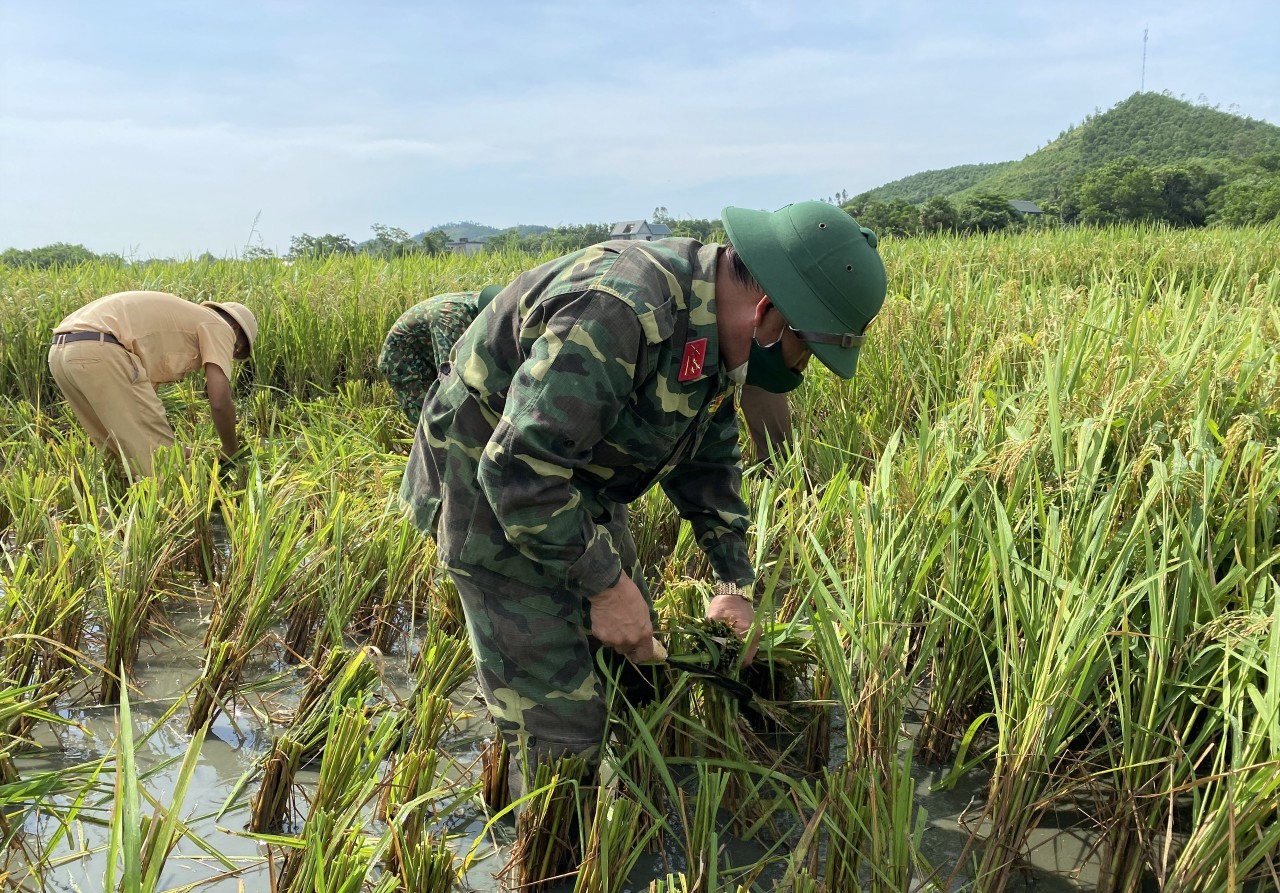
[52,331,125,347]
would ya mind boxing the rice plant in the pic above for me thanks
[1,227,1278,889]
[102,673,211,893]
[187,468,309,732]
[573,773,659,893]
[504,754,593,893]
[246,645,384,833]
[271,703,403,893]
[97,475,188,703]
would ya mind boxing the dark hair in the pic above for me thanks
[724,244,763,294]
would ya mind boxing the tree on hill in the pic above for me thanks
[364,224,446,258]
[1072,157,1224,226]
[957,194,1018,234]
[849,162,1014,206]
[288,233,356,259]
[918,196,960,233]
[834,91,1280,233]
[846,92,1280,224]
[652,207,724,241]
[487,223,611,254]
[0,242,110,268]
[849,199,919,238]
[1156,162,1223,227]
[1212,173,1280,225]
[1075,157,1164,225]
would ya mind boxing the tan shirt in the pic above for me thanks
[56,291,236,383]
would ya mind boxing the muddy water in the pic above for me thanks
[11,604,1097,893]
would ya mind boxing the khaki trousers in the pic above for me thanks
[740,385,792,463]
[48,339,174,477]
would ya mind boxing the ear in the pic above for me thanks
[753,296,786,341]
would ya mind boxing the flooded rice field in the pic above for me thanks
[5,233,1279,890]
[11,592,1094,893]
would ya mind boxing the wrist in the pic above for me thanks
[714,580,753,604]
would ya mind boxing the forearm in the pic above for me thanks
[209,400,239,456]
[204,363,240,457]
[477,435,624,600]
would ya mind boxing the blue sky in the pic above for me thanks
[2,1,1277,258]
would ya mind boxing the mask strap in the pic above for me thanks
[751,327,782,350]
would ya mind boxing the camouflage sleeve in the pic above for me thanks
[476,292,643,601]
[659,396,755,587]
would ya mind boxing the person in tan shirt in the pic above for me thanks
[48,291,257,478]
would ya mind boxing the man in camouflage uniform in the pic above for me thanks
[400,201,886,795]
[378,285,502,425]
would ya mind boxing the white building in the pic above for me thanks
[609,220,673,241]
[446,237,487,256]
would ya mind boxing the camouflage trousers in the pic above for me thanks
[449,511,655,798]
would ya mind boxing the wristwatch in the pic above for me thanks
[715,580,754,604]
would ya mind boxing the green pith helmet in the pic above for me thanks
[721,201,886,379]
[477,284,503,309]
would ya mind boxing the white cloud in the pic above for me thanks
[1,0,1276,256]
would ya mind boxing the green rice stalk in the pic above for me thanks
[573,787,656,893]
[187,470,309,733]
[674,764,728,893]
[246,645,383,833]
[274,705,402,893]
[505,754,592,893]
[480,736,511,814]
[0,551,86,738]
[102,668,209,892]
[380,691,452,824]
[1164,589,1280,890]
[98,477,185,703]
[968,476,1142,891]
[388,821,455,893]
[355,513,431,653]
[409,623,475,704]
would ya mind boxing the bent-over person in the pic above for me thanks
[48,290,256,477]
[399,201,887,800]
[377,285,502,425]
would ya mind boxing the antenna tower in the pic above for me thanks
[1141,27,1148,92]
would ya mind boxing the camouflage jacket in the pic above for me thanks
[378,292,483,425]
[400,239,754,601]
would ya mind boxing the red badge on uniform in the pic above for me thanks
[678,338,707,382]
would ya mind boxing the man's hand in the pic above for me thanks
[588,572,654,663]
[218,445,251,484]
[222,444,252,465]
[706,592,759,665]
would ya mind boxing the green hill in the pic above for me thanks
[854,92,1280,206]
[851,162,1014,205]
[417,221,551,242]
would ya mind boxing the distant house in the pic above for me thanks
[1008,200,1044,216]
[445,237,486,256]
[610,220,673,241]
